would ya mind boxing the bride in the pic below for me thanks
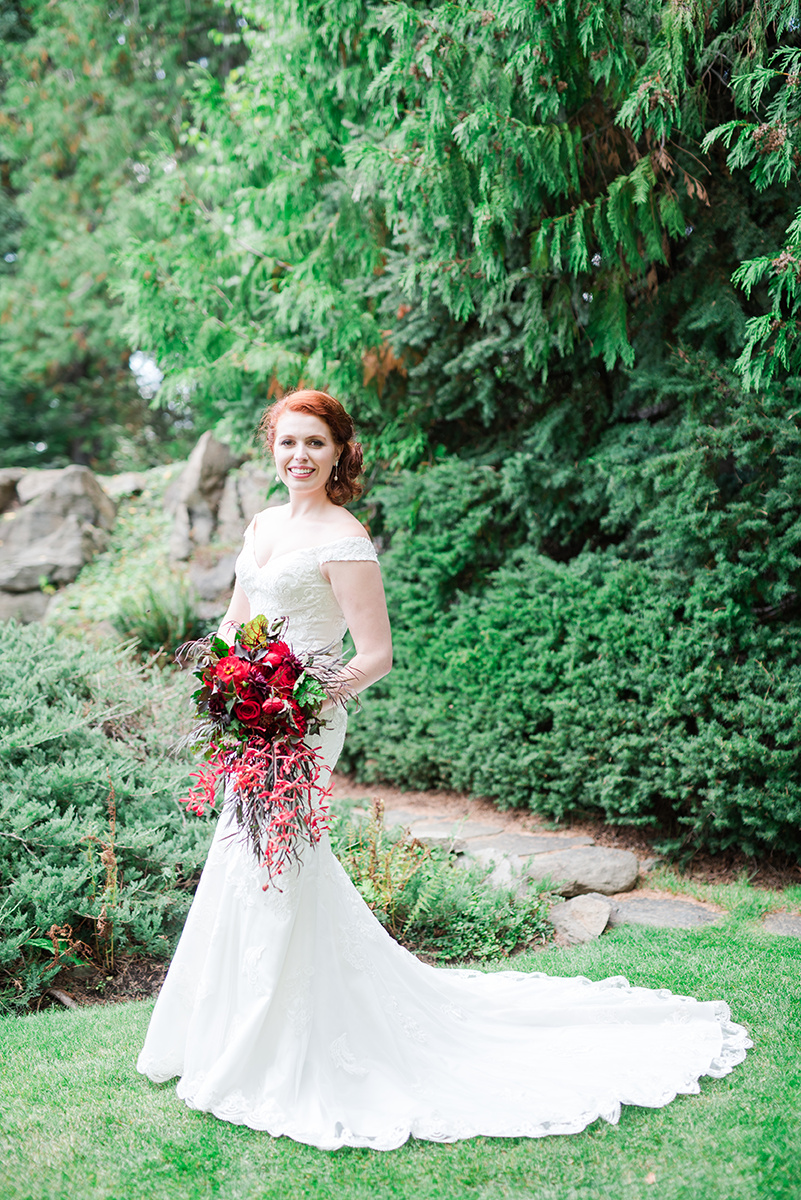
[138,389,751,1151]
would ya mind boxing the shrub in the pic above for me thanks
[0,621,211,1013]
[341,365,801,862]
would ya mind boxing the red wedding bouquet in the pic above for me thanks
[176,614,346,884]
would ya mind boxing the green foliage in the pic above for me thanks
[0,621,211,1013]
[703,41,801,388]
[114,0,801,461]
[0,0,237,470]
[330,801,552,962]
[341,351,801,860]
[111,580,205,657]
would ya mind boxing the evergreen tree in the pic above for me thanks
[0,0,238,469]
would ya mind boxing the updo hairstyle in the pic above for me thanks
[258,389,364,506]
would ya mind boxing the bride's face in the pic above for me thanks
[273,411,339,496]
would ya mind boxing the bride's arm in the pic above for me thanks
[323,559,393,707]
[217,580,251,642]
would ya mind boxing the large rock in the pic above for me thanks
[0,468,24,513]
[189,553,238,601]
[0,589,51,623]
[167,433,242,559]
[0,512,109,592]
[523,846,640,897]
[99,471,148,500]
[216,460,279,544]
[0,466,116,592]
[607,897,722,930]
[550,895,612,945]
[15,469,73,506]
[237,460,277,525]
[762,912,801,938]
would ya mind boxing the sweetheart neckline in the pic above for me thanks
[245,532,372,573]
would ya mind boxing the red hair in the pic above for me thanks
[258,390,364,505]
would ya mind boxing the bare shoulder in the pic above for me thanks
[329,510,371,541]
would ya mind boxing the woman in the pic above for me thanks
[138,390,750,1151]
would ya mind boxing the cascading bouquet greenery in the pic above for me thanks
[176,614,346,885]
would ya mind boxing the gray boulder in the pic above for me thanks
[99,471,148,500]
[762,912,801,938]
[16,469,72,506]
[166,433,242,559]
[189,553,239,602]
[0,512,109,592]
[550,895,612,945]
[0,589,51,623]
[237,460,277,525]
[0,468,24,513]
[216,460,279,544]
[607,896,722,930]
[0,466,116,593]
[523,846,640,897]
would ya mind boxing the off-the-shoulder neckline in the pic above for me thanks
[244,525,373,572]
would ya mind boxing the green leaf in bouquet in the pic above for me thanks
[238,614,272,651]
[293,672,327,709]
[192,685,213,709]
[210,635,231,659]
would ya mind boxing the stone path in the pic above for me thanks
[341,799,801,945]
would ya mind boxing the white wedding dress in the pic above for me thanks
[137,526,751,1151]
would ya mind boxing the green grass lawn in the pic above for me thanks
[1,921,799,1200]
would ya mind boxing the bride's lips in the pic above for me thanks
[288,466,315,477]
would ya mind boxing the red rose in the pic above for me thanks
[234,697,263,725]
[261,698,284,720]
[263,641,291,666]
[272,661,301,689]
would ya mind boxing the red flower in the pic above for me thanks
[274,661,303,690]
[234,672,258,697]
[216,653,250,686]
[234,697,263,725]
[261,697,284,720]
[261,642,302,688]
[178,765,220,816]
[263,641,291,666]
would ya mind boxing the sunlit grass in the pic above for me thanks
[644,866,801,923]
[1,923,799,1200]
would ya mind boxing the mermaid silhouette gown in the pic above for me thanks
[137,524,751,1151]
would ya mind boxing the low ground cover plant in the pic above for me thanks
[331,800,553,962]
[0,621,210,1013]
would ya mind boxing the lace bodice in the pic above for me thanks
[234,520,379,655]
